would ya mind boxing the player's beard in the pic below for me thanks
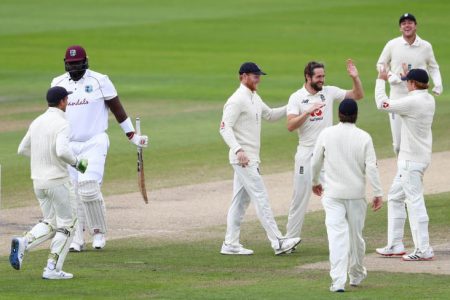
[311,81,323,92]
[69,70,86,82]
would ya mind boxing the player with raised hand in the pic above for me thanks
[284,59,364,247]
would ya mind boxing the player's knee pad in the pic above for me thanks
[78,180,107,234]
[50,221,76,271]
[25,221,56,251]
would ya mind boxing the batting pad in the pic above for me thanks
[78,180,107,234]
[25,221,56,251]
[50,220,76,271]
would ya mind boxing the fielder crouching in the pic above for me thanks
[311,99,383,292]
[10,87,88,279]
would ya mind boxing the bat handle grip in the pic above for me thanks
[135,117,141,135]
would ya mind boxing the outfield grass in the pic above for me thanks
[1,192,449,299]
[1,0,450,207]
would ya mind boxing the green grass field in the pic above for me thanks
[0,192,449,299]
[1,0,449,298]
[1,0,449,207]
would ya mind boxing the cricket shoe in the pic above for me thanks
[42,268,73,280]
[350,269,367,287]
[220,243,254,255]
[9,237,27,270]
[329,285,345,293]
[275,238,301,255]
[69,242,85,252]
[402,247,434,261]
[375,244,406,256]
[92,233,106,249]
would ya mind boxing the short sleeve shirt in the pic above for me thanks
[51,69,118,142]
[287,85,346,147]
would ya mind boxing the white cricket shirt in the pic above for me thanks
[376,35,442,97]
[287,85,346,147]
[18,108,77,189]
[51,69,118,142]
[375,79,435,164]
[220,84,286,164]
[311,122,383,199]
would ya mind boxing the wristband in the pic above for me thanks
[119,117,135,134]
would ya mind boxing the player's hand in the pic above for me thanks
[377,64,389,81]
[371,196,383,212]
[73,158,88,174]
[312,184,323,196]
[236,150,249,168]
[306,103,325,114]
[432,85,442,96]
[400,63,410,80]
[130,133,149,148]
[346,59,359,78]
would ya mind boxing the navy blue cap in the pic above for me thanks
[46,86,72,104]
[339,99,358,116]
[405,69,429,84]
[399,13,416,25]
[239,62,267,75]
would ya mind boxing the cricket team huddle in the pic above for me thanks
[9,13,442,292]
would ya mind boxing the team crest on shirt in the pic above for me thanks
[69,49,77,57]
[301,99,309,104]
[220,121,225,130]
[320,94,325,102]
[85,85,93,93]
[382,102,389,108]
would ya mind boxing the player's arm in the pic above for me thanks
[286,102,324,132]
[106,96,148,148]
[426,45,443,95]
[261,101,286,122]
[220,100,242,154]
[364,136,383,211]
[344,59,364,100]
[375,70,412,114]
[311,132,325,196]
[17,129,31,157]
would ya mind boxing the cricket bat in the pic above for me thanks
[136,117,149,204]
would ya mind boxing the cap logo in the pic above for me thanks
[69,49,77,57]
[404,13,408,17]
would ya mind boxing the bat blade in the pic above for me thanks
[137,148,149,204]
[136,117,149,204]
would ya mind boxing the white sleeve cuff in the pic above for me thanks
[119,117,135,134]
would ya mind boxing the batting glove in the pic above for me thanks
[72,158,88,173]
[129,133,149,148]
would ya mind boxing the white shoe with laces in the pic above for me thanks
[220,243,254,255]
[376,244,406,256]
[42,268,73,280]
[350,269,367,287]
[274,238,301,255]
[402,247,434,261]
[92,233,106,249]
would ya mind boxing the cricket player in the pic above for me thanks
[311,99,383,292]
[377,13,442,155]
[375,68,435,261]
[51,45,149,251]
[284,60,364,244]
[219,62,301,255]
[10,86,88,279]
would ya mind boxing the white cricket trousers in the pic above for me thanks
[286,146,320,239]
[32,182,77,270]
[387,160,430,252]
[69,132,109,244]
[322,197,367,289]
[224,163,283,250]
